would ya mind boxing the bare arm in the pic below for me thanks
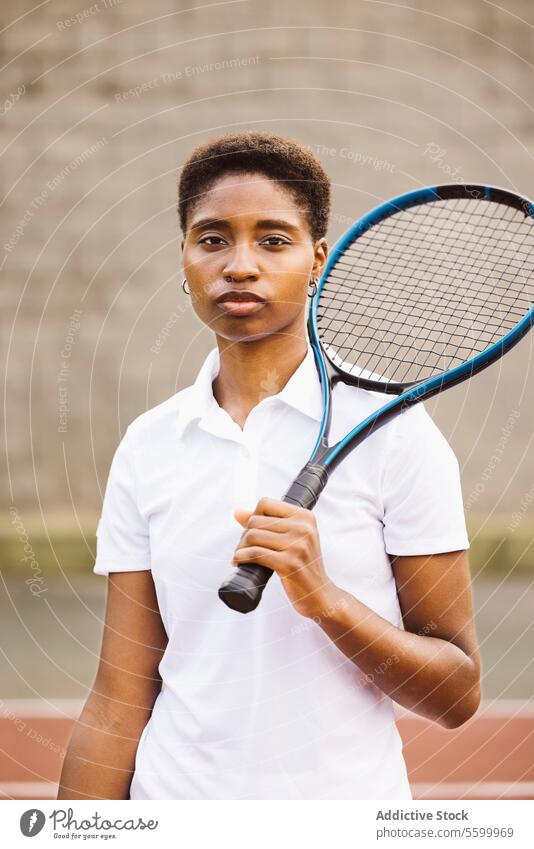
[57,570,168,799]
[313,550,481,728]
[231,499,481,729]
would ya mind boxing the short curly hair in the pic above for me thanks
[177,131,331,241]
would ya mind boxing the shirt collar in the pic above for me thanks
[175,343,323,440]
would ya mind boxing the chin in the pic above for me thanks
[216,326,275,343]
[209,309,304,343]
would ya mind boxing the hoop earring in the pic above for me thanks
[308,278,318,298]
[181,278,190,295]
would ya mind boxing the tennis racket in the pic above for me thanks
[218,183,534,614]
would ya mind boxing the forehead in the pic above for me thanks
[189,172,307,229]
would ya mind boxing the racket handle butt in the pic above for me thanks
[218,564,273,613]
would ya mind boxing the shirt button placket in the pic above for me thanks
[230,434,256,508]
[233,408,265,507]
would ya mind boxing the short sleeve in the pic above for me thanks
[93,427,151,576]
[382,404,469,556]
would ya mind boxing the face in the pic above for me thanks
[181,172,328,343]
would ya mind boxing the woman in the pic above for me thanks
[58,131,480,800]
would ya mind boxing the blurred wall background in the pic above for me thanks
[1,0,533,525]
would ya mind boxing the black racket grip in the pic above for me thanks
[218,462,329,614]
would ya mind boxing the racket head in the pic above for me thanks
[312,184,534,396]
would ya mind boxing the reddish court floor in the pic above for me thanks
[0,700,532,800]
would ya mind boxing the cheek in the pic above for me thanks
[184,252,219,302]
[271,290,307,313]
[276,259,311,307]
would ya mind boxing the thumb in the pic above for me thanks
[233,507,252,527]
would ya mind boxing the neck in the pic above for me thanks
[212,332,308,429]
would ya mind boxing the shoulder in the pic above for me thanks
[334,380,390,415]
[387,401,460,472]
[123,385,194,452]
[333,382,457,460]
[392,401,454,450]
[335,381,433,425]
[331,381,411,442]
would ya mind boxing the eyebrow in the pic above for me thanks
[190,216,301,233]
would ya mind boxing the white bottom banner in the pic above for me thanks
[2,799,533,848]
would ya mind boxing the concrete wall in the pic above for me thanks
[1,0,533,517]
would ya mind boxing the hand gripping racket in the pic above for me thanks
[218,183,534,613]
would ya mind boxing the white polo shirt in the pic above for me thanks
[94,343,469,800]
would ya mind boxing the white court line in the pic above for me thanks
[1,698,534,719]
[412,781,534,799]
[1,781,533,800]
[0,781,57,799]
[0,699,83,718]
[394,699,534,719]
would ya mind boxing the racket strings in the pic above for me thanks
[414,200,532,381]
[318,197,534,385]
[395,197,508,383]
[333,202,530,321]
[328,200,506,358]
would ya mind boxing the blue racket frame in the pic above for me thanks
[308,184,534,471]
[218,183,534,613]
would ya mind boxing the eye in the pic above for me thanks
[198,235,227,246]
[261,236,290,247]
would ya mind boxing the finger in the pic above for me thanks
[253,496,302,519]
[233,528,290,557]
[244,513,294,533]
[232,546,283,571]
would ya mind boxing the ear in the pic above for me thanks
[312,237,328,279]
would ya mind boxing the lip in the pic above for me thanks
[215,290,266,304]
[215,289,267,317]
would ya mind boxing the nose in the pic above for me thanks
[222,240,260,282]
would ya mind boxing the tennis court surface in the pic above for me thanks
[0,699,532,800]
